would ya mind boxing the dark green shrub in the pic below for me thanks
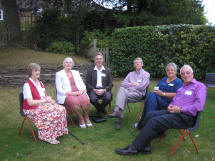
[46,41,75,55]
[79,30,112,56]
[81,30,110,48]
[109,25,215,80]
[34,9,75,50]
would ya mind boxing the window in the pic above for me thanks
[0,9,3,21]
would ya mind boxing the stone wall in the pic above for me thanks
[0,63,93,87]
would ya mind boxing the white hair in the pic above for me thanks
[63,57,74,68]
[166,62,177,72]
[133,57,143,64]
[95,52,104,59]
[180,65,194,74]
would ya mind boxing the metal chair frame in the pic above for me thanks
[160,111,202,156]
[205,73,215,88]
[126,86,149,122]
[18,92,37,142]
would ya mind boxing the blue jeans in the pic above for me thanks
[138,92,170,128]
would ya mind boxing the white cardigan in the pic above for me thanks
[55,69,87,104]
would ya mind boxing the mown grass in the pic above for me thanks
[0,48,89,68]
[0,48,214,160]
[0,81,215,161]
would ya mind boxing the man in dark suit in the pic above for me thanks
[86,53,113,118]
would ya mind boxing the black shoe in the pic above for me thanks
[115,118,121,130]
[141,144,151,154]
[91,116,106,123]
[115,145,138,155]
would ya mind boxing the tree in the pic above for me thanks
[2,0,21,40]
[97,0,206,25]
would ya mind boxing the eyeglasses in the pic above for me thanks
[181,71,191,76]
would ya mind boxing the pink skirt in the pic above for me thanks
[64,93,90,111]
[24,103,68,143]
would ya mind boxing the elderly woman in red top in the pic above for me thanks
[23,63,68,144]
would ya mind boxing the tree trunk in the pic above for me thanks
[2,0,21,41]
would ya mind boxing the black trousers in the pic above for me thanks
[132,110,194,151]
[89,91,112,113]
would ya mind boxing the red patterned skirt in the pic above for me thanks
[24,103,68,143]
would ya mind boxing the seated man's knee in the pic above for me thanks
[118,86,126,93]
[103,92,112,102]
[89,92,98,102]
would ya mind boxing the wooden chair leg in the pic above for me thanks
[68,111,75,127]
[169,129,187,156]
[18,117,26,135]
[109,103,112,113]
[136,102,145,122]
[127,103,131,113]
[26,117,37,142]
[187,130,199,154]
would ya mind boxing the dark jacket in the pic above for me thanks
[86,67,113,93]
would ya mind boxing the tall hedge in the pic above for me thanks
[109,25,215,80]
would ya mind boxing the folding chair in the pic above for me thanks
[18,93,37,142]
[127,86,149,122]
[160,111,202,156]
[63,101,111,126]
[60,104,76,127]
[56,90,75,126]
[108,103,112,113]
[205,73,215,88]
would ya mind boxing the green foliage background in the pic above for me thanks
[46,41,75,55]
[109,25,215,80]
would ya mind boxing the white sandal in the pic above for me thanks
[49,140,60,144]
[80,124,86,128]
[86,122,93,127]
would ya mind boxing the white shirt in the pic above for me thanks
[23,78,46,99]
[94,65,105,88]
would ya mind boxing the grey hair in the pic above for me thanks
[63,57,74,68]
[133,57,143,64]
[27,63,41,77]
[180,65,194,74]
[94,52,104,59]
[166,62,177,72]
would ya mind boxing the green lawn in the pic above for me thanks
[0,48,89,68]
[0,81,215,161]
[0,48,214,160]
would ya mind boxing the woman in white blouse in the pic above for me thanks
[23,63,68,144]
[56,57,92,128]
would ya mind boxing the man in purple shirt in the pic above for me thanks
[109,57,150,130]
[115,64,207,155]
